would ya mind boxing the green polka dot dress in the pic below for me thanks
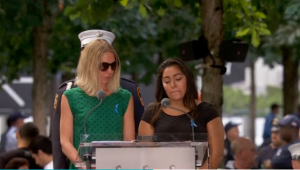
[63,87,132,169]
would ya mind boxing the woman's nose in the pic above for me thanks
[170,79,177,88]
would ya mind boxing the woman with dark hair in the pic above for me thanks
[5,157,29,169]
[138,58,224,169]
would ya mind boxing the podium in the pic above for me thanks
[75,133,208,169]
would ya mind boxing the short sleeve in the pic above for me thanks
[62,88,73,100]
[118,88,132,115]
[141,103,157,124]
[201,102,220,123]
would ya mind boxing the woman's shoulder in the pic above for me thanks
[196,102,217,111]
[196,102,220,120]
[63,87,83,96]
[141,102,159,123]
[115,88,132,96]
[145,102,158,111]
[111,88,132,107]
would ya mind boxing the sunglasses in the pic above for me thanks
[292,155,300,160]
[99,61,117,71]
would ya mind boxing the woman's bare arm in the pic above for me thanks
[123,96,135,141]
[202,117,225,169]
[60,94,79,165]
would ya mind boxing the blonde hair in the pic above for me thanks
[75,39,121,96]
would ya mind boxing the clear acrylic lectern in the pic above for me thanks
[74,133,208,169]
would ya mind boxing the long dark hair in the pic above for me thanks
[150,58,198,124]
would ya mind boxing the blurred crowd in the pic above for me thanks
[0,112,52,169]
[223,104,300,169]
[1,103,300,169]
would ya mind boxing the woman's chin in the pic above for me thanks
[169,96,184,101]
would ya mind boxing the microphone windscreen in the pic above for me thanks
[161,98,171,107]
[97,90,106,101]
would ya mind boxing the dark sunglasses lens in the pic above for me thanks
[111,62,117,70]
[100,63,109,71]
[100,62,117,71]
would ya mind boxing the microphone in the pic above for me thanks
[161,98,200,169]
[161,98,197,141]
[83,90,106,169]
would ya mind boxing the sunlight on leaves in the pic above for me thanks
[236,27,250,37]
[139,3,147,18]
[174,0,182,8]
[258,27,271,35]
[254,11,266,19]
[251,30,260,47]
[69,13,80,20]
[157,7,165,16]
[120,0,129,7]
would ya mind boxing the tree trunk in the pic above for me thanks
[200,0,224,116]
[250,60,256,142]
[33,26,48,135]
[47,76,55,137]
[282,47,299,115]
[32,0,54,135]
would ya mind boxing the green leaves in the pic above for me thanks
[236,28,250,37]
[284,0,300,17]
[251,30,260,47]
[224,0,270,48]
[120,0,129,7]
[157,7,165,16]
[254,11,266,19]
[139,4,147,18]
[258,26,271,35]
[174,0,183,8]
[64,0,116,24]
[223,85,283,116]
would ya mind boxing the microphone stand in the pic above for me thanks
[167,105,196,141]
[83,154,92,169]
[83,100,104,169]
[166,105,198,168]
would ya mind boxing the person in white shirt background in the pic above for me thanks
[0,112,25,153]
[29,135,53,169]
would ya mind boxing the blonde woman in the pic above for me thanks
[60,30,135,169]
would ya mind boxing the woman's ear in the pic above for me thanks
[37,149,44,156]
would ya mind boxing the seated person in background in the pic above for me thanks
[4,157,29,169]
[224,122,240,167]
[0,122,41,169]
[264,114,300,169]
[288,142,300,169]
[138,58,224,169]
[29,135,53,169]
[225,137,257,169]
[256,118,286,168]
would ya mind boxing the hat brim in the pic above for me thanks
[271,127,279,132]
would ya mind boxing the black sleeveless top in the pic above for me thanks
[141,102,220,142]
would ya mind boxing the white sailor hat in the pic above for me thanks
[78,30,115,47]
[288,143,300,160]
